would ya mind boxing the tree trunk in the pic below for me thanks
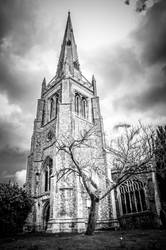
[85,196,98,235]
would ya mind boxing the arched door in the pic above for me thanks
[43,201,50,231]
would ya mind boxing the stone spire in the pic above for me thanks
[56,12,80,77]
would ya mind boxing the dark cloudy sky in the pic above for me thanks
[0,0,165,185]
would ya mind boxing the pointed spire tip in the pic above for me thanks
[92,74,96,82]
[56,12,80,77]
[92,75,97,96]
[42,77,46,84]
[41,77,46,97]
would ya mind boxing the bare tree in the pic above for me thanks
[55,123,155,235]
[108,123,155,182]
[55,126,105,235]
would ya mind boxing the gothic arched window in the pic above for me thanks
[49,94,59,121]
[50,98,54,120]
[118,178,147,215]
[75,94,79,115]
[43,157,53,192]
[55,94,59,117]
[82,98,87,118]
[44,167,49,192]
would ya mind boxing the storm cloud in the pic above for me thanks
[132,0,166,66]
[0,0,165,184]
[104,0,166,123]
[0,0,60,184]
[0,0,44,53]
[0,147,28,180]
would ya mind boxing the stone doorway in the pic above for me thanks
[43,201,50,231]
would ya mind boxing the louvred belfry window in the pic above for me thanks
[75,94,79,115]
[82,98,86,118]
[55,94,59,117]
[50,98,54,120]
[75,93,88,119]
[49,93,59,121]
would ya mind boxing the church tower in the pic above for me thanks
[26,12,114,232]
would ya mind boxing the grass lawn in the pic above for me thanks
[0,229,166,250]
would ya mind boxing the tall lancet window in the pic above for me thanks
[82,98,87,118]
[50,98,54,120]
[42,101,46,125]
[118,178,147,215]
[75,94,79,115]
[49,94,59,121]
[43,157,53,192]
[55,94,59,117]
[44,167,49,192]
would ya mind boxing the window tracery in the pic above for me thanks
[42,157,53,192]
[50,98,54,120]
[118,178,147,215]
[75,94,79,115]
[74,92,88,119]
[55,94,59,117]
[49,93,59,121]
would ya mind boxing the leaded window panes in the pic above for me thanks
[119,178,147,215]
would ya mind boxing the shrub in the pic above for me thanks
[0,182,33,236]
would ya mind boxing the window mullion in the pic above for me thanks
[124,187,128,213]
[138,188,143,211]
[134,190,138,212]
[128,183,132,213]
